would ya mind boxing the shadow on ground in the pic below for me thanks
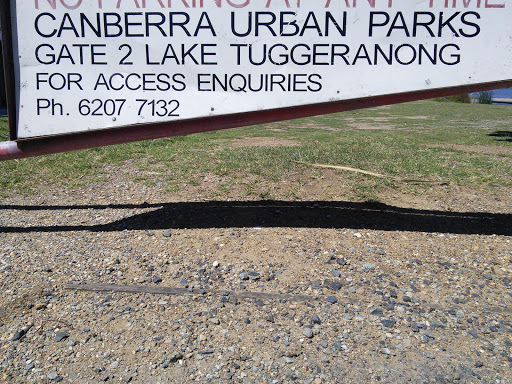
[0,200,510,236]
[488,130,512,143]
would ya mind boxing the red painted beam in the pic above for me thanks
[1,80,511,161]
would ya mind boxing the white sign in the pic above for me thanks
[10,0,512,139]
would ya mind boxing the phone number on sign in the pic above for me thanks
[78,99,180,117]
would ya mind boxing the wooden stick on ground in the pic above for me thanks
[64,283,319,303]
[294,160,450,184]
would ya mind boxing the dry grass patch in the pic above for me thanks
[426,144,512,155]
[229,137,300,148]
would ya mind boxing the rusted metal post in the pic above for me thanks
[0,0,16,140]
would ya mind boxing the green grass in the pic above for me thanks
[0,100,510,199]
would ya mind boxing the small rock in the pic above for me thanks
[168,351,183,362]
[254,299,265,307]
[336,258,347,266]
[363,262,375,270]
[328,281,343,291]
[326,296,338,304]
[23,363,34,371]
[303,328,313,338]
[12,329,26,341]
[331,269,341,278]
[403,296,412,303]
[381,319,396,328]
[239,272,249,281]
[55,332,69,342]
[162,230,171,238]
[47,372,63,382]
[210,318,220,325]
[162,352,183,369]
[430,321,445,329]
[424,331,434,339]
[348,287,356,293]
[312,314,321,324]
[110,361,119,369]
[152,276,162,284]
[380,348,391,355]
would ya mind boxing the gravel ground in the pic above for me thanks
[1,173,511,383]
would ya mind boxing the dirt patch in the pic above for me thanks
[282,122,340,131]
[1,169,511,383]
[373,105,393,110]
[229,137,300,148]
[426,143,512,155]
[285,125,342,132]
[403,115,430,120]
[344,117,391,123]
[266,128,286,133]
[347,122,396,130]
[341,117,395,130]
